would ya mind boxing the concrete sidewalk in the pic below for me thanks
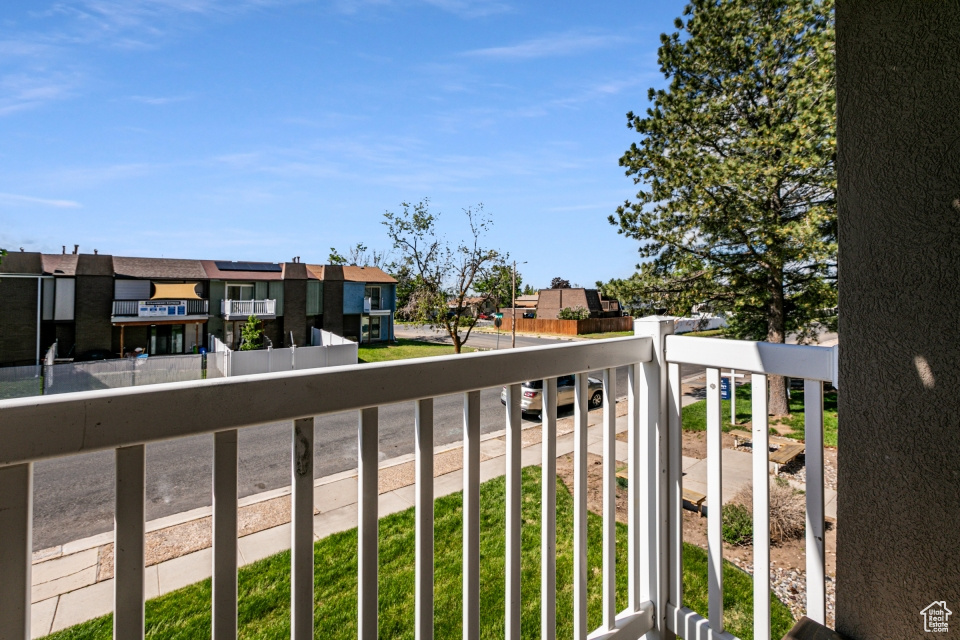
[28,388,837,637]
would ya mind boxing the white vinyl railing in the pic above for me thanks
[220,298,276,319]
[662,330,837,640]
[0,317,836,640]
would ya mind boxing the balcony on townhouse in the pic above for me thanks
[362,296,386,313]
[220,298,277,321]
[0,318,840,640]
[111,298,210,322]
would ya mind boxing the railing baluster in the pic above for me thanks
[213,429,238,640]
[573,373,589,640]
[627,362,642,612]
[706,367,724,633]
[602,367,617,631]
[416,399,434,640]
[667,360,683,632]
[0,462,32,639]
[506,383,522,640]
[358,407,379,640]
[463,391,481,640]
[804,379,826,624]
[291,418,315,640]
[752,374,770,640]
[115,444,146,639]
[541,378,558,640]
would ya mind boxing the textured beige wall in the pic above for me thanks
[836,3,960,637]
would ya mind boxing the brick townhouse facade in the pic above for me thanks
[0,252,396,366]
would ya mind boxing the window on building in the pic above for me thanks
[226,283,254,301]
[365,286,381,311]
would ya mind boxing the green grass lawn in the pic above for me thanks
[579,330,635,339]
[683,383,838,447]
[358,339,476,363]
[0,377,43,399]
[45,468,793,640]
[680,328,727,338]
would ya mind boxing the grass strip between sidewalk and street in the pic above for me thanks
[358,338,476,363]
[44,467,794,640]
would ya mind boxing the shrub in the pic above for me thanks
[731,481,806,544]
[558,305,590,320]
[239,315,264,350]
[721,503,753,545]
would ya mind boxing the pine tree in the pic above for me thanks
[611,0,836,415]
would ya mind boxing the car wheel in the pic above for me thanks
[589,391,603,409]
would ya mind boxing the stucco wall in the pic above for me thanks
[836,3,960,637]
[342,282,366,314]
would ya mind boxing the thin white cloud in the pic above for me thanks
[420,0,511,18]
[127,94,192,105]
[0,192,82,208]
[0,73,77,116]
[463,31,628,60]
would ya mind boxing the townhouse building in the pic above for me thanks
[0,251,396,366]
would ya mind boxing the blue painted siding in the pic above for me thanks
[381,284,396,312]
[343,282,366,314]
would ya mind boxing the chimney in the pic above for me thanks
[73,244,79,254]
[93,249,98,255]
[62,246,66,254]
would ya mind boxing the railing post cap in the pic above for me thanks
[634,315,676,331]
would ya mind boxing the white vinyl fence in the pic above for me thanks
[1,338,229,399]
[209,330,358,377]
[44,355,207,395]
[673,314,728,333]
[311,327,353,346]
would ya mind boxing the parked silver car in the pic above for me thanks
[500,374,604,416]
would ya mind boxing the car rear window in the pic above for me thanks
[521,380,543,389]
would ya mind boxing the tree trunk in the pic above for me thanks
[767,275,790,416]
[451,329,462,354]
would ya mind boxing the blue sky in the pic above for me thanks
[1,0,681,289]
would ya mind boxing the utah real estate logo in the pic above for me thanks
[920,601,952,633]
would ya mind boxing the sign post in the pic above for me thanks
[722,369,745,424]
[494,314,503,350]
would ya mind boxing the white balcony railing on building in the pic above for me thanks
[0,318,837,640]
[112,299,209,317]
[363,296,384,313]
[221,298,276,319]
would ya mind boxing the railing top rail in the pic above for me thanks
[665,335,837,384]
[0,336,651,467]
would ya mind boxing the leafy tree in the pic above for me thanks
[558,306,590,320]
[383,199,503,353]
[239,315,264,350]
[550,277,571,289]
[521,284,537,296]
[474,263,520,312]
[610,0,836,415]
[328,242,389,268]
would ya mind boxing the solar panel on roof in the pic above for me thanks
[214,261,282,272]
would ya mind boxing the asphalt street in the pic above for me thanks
[32,329,703,549]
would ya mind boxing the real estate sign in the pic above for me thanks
[138,300,188,317]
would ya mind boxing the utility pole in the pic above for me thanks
[511,260,516,348]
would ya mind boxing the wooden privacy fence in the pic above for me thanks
[506,316,634,335]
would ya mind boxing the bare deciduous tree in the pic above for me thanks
[383,199,503,353]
